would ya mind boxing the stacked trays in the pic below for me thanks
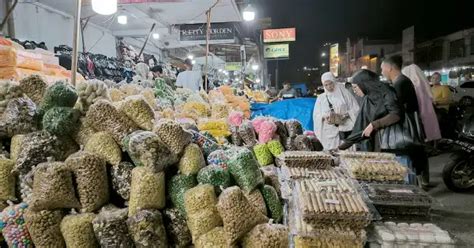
[341,158,408,183]
[276,151,333,169]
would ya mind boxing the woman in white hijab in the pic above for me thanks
[402,64,442,142]
[313,72,360,150]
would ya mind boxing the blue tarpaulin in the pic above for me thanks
[251,98,317,131]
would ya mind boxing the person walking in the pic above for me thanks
[381,55,430,187]
[313,72,360,150]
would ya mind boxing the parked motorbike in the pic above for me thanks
[442,114,474,192]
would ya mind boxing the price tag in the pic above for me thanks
[388,189,414,194]
[324,199,340,205]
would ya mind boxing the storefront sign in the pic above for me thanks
[264,43,289,59]
[263,28,296,43]
[180,23,235,42]
[225,62,242,71]
[330,43,339,77]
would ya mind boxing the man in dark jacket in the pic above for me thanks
[381,55,430,188]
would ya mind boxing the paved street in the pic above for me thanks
[427,153,474,246]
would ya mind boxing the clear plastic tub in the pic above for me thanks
[276,151,333,169]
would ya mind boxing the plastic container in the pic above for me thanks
[276,151,333,169]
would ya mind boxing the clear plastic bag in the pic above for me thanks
[13,131,58,175]
[153,119,192,155]
[24,209,65,248]
[0,158,15,201]
[40,81,78,112]
[118,96,155,131]
[260,185,283,223]
[124,130,177,172]
[42,107,80,136]
[195,227,237,248]
[65,151,109,213]
[260,165,282,198]
[184,184,217,216]
[187,208,223,243]
[0,80,23,115]
[217,186,268,245]
[19,75,46,105]
[61,213,99,248]
[238,121,257,147]
[0,203,33,247]
[84,131,121,166]
[197,165,232,194]
[110,162,134,201]
[245,189,267,216]
[179,144,205,176]
[230,126,243,146]
[190,130,220,158]
[29,162,80,211]
[162,208,192,248]
[92,207,134,248]
[71,117,96,146]
[76,79,110,113]
[242,223,289,248]
[128,167,165,217]
[294,135,313,151]
[266,140,284,157]
[127,209,168,248]
[253,144,274,167]
[85,99,139,144]
[168,174,198,215]
[285,120,303,138]
[281,136,296,151]
[207,149,230,169]
[227,148,264,192]
[0,97,39,138]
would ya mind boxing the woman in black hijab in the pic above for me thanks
[339,70,401,151]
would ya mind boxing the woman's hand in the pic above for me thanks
[362,123,374,137]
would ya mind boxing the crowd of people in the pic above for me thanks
[312,55,453,189]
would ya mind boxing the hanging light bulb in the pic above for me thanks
[92,0,117,15]
[252,64,259,71]
[256,78,261,83]
[117,15,127,25]
[152,33,160,39]
[242,4,256,21]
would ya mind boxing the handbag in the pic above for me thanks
[377,111,424,150]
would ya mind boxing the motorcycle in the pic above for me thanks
[442,114,474,192]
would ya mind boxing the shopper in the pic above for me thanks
[381,56,430,187]
[431,72,453,112]
[176,59,203,92]
[277,81,297,99]
[150,65,163,79]
[314,72,360,150]
[338,70,401,152]
[402,64,442,143]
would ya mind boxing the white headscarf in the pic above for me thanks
[321,72,336,84]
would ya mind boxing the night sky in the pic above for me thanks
[252,0,474,86]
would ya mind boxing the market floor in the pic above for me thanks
[427,153,474,247]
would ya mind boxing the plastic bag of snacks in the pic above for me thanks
[187,208,223,242]
[153,119,192,155]
[54,136,80,161]
[285,119,303,138]
[86,99,139,143]
[72,117,96,146]
[110,162,134,201]
[197,165,232,194]
[227,148,264,192]
[127,209,168,248]
[9,134,24,161]
[195,227,236,248]
[217,187,268,244]
[118,96,155,131]
[184,184,217,216]
[257,121,277,144]
[0,158,15,201]
[274,120,288,138]
[253,144,274,166]
[61,213,99,248]
[76,79,110,113]
[65,151,109,213]
[230,126,243,146]
[267,140,285,157]
[0,203,33,247]
[207,149,230,169]
[245,190,267,216]
[0,97,39,138]
[281,136,296,151]
[182,102,210,119]
[84,131,121,166]
[238,121,257,147]
[168,174,198,215]
[29,162,80,211]
[228,111,244,127]
[162,208,192,247]
[179,144,205,176]
[260,166,282,198]
[211,104,229,119]
[18,170,34,204]
[42,107,80,136]
[24,209,65,248]
[19,75,46,105]
[13,131,57,175]
[128,167,165,217]
[294,134,313,151]
[0,80,23,115]
[124,130,177,172]
[190,130,220,158]
[40,81,78,113]
[260,185,283,223]
[109,88,125,102]
[241,223,289,248]
[92,207,134,248]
